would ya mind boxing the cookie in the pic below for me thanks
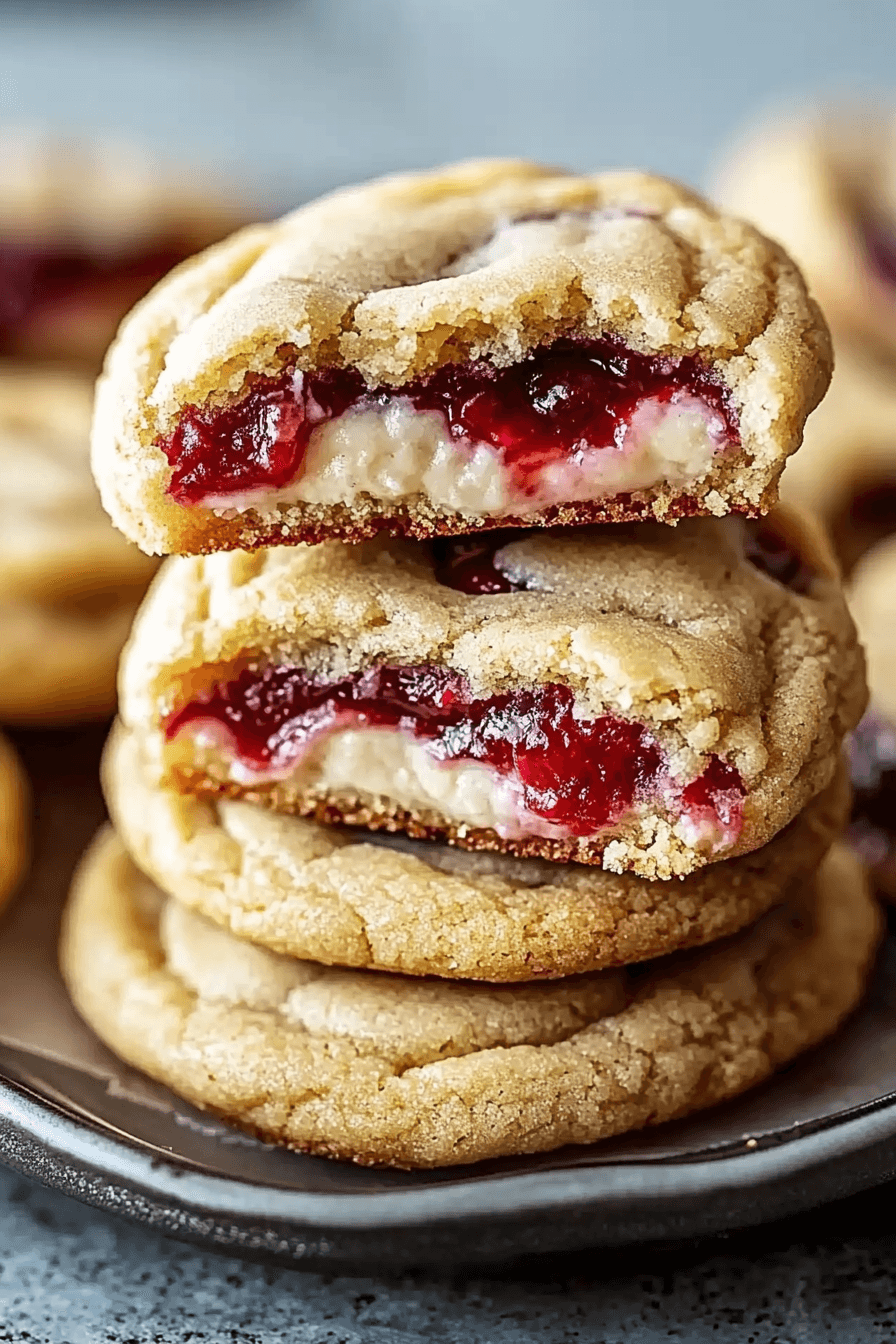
[0,367,157,723]
[119,508,863,879]
[846,535,896,897]
[0,128,248,368]
[91,159,831,555]
[61,828,881,1169]
[0,731,27,914]
[105,721,849,981]
[779,344,896,574]
[715,105,896,362]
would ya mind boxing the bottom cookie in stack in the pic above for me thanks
[60,743,881,1169]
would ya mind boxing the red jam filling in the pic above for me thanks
[744,521,815,595]
[158,337,739,507]
[849,711,896,870]
[0,238,190,352]
[857,209,896,290]
[165,663,745,841]
[431,532,528,594]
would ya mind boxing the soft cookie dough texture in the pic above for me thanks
[92,159,832,554]
[119,509,864,878]
[61,829,881,1168]
[106,723,850,981]
[0,368,158,723]
[0,732,27,914]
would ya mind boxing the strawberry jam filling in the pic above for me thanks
[158,337,738,508]
[165,663,745,843]
[431,532,528,594]
[0,237,190,352]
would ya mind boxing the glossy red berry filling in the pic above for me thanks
[431,532,528,594]
[165,663,745,842]
[0,237,189,352]
[158,337,739,507]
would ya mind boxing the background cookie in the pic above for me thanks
[120,510,864,878]
[780,346,896,574]
[61,829,881,1169]
[106,722,850,981]
[847,535,896,898]
[0,128,249,369]
[0,731,28,914]
[714,105,896,363]
[0,366,157,722]
[91,159,831,554]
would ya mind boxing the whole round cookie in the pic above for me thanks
[715,105,896,361]
[0,732,28,913]
[120,507,864,879]
[92,159,831,554]
[846,535,896,897]
[106,722,850,981]
[61,829,881,1169]
[780,344,896,574]
[0,128,248,368]
[0,367,158,722]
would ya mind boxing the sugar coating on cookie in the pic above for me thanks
[61,828,881,1168]
[0,367,157,723]
[0,128,248,367]
[92,160,832,554]
[119,508,864,879]
[106,721,850,980]
[0,732,28,913]
[715,106,896,360]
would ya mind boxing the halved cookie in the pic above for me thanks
[0,367,157,722]
[119,509,864,878]
[61,829,881,1168]
[105,722,850,981]
[92,160,831,554]
[0,128,248,368]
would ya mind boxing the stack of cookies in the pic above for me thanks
[63,162,880,1169]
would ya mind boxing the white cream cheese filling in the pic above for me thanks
[209,391,729,519]
[181,721,738,851]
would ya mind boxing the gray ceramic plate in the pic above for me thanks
[0,726,895,1269]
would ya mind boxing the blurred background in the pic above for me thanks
[1,0,895,207]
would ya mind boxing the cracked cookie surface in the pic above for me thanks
[0,367,157,722]
[119,508,864,878]
[92,159,831,553]
[106,722,849,981]
[61,828,880,1168]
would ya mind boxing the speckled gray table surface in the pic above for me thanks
[1,1162,895,1343]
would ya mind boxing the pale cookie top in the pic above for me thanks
[121,510,862,810]
[93,159,831,551]
[0,127,248,251]
[0,367,157,604]
[106,722,849,981]
[62,829,880,1167]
